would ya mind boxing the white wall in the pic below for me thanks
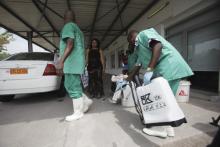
[104,36,127,75]
[104,0,218,75]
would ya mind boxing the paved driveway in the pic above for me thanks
[0,92,219,147]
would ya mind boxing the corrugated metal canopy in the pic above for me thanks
[0,0,159,52]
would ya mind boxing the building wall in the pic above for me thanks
[104,0,219,75]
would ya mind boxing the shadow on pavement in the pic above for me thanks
[192,122,218,138]
[189,98,220,113]
[113,109,158,147]
[0,92,70,125]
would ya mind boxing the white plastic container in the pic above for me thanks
[176,80,191,103]
[136,77,186,125]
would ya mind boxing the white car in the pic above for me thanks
[0,52,65,102]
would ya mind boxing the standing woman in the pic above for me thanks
[86,38,105,98]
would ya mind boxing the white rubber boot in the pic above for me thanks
[82,93,93,113]
[143,128,167,138]
[65,97,84,122]
[166,126,175,137]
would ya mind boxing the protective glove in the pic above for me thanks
[115,80,128,91]
[143,71,153,85]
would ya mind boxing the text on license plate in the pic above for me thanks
[10,68,28,75]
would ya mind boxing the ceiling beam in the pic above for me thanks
[0,1,58,50]
[115,0,124,29]
[84,33,122,36]
[33,31,52,38]
[104,0,160,49]
[89,0,102,42]
[33,35,59,38]
[37,0,64,19]
[0,24,52,52]
[33,0,59,36]
[84,0,125,30]
[17,29,122,33]
[100,0,130,43]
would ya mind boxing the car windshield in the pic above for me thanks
[6,53,54,61]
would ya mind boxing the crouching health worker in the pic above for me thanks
[126,29,194,137]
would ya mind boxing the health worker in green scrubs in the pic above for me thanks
[57,10,92,122]
[127,29,193,95]
[126,29,193,138]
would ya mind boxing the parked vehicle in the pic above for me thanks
[0,52,65,102]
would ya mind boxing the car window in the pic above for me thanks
[6,53,54,61]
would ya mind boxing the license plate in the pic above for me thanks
[10,68,28,75]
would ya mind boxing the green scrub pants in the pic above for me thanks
[64,74,82,99]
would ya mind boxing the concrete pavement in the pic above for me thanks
[0,91,219,147]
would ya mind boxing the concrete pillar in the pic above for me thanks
[160,24,165,37]
[219,71,220,93]
[115,49,119,69]
[27,31,33,52]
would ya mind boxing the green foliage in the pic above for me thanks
[0,29,14,52]
[0,52,10,60]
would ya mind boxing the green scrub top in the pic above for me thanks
[136,28,193,81]
[128,49,138,73]
[59,22,85,74]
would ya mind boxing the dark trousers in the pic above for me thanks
[88,69,104,97]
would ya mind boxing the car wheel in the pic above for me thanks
[0,95,15,102]
[57,76,66,97]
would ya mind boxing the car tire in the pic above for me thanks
[0,95,15,102]
[57,76,66,98]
